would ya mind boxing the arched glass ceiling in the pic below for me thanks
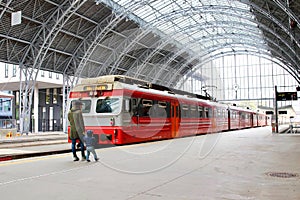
[101,0,269,56]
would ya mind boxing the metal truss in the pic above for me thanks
[0,0,299,132]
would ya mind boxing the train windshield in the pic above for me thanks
[96,97,120,114]
[70,100,91,113]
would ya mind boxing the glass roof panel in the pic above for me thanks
[108,0,267,55]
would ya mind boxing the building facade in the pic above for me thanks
[0,63,64,132]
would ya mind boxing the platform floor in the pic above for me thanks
[0,127,300,200]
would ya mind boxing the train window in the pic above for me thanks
[96,97,120,114]
[182,105,189,110]
[131,98,138,115]
[231,111,236,119]
[181,104,189,118]
[245,114,249,119]
[241,113,245,119]
[224,109,228,118]
[190,105,196,111]
[149,102,168,118]
[142,99,153,107]
[208,108,213,118]
[70,100,91,113]
[198,106,203,118]
[158,101,167,108]
[190,105,197,118]
[132,98,137,107]
[217,109,222,118]
[137,99,153,117]
[204,107,209,118]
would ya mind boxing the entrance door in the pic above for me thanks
[171,102,180,138]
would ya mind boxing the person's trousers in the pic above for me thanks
[86,146,98,160]
[71,139,85,158]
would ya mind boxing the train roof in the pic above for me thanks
[81,75,212,100]
[80,75,212,101]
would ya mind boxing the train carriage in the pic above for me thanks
[67,75,267,145]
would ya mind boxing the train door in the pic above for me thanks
[250,113,254,128]
[228,108,231,130]
[171,102,179,138]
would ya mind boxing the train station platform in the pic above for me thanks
[0,125,296,161]
[0,126,299,199]
[0,132,69,161]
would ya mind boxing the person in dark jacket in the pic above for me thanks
[83,130,99,162]
[68,100,86,161]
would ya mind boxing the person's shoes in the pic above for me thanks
[73,157,79,161]
[81,156,86,161]
[95,158,99,162]
[86,159,91,162]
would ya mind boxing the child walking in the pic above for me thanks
[83,130,99,162]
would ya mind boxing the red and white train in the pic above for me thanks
[68,75,267,145]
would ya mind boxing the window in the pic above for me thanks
[0,99,2,111]
[149,101,170,118]
[53,88,58,104]
[198,106,203,118]
[158,101,167,108]
[217,109,222,118]
[12,65,16,77]
[190,105,197,118]
[137,99,153,117]
[70,100,91,113]
[231,111,237,119]
[181,104,189,118]
[204,107,209,118]
[5,64,8,78]
[46,89,50,104]
[96,97,120,114]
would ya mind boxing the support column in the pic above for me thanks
[34,83,39,133]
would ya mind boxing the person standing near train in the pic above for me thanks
[68,100,86,161]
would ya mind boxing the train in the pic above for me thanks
[68,75,268,145]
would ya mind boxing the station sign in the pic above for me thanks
[276,92,297,101]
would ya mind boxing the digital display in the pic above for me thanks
[95,85,108,90]
[84,85,109,91]
[84,86,94,91]
[276,92,297,101]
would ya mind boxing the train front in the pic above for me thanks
[67,79,128,145]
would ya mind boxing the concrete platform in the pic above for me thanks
[0,127,299,200]
[0,132,69,160]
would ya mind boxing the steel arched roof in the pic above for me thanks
[0,0,299,86]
